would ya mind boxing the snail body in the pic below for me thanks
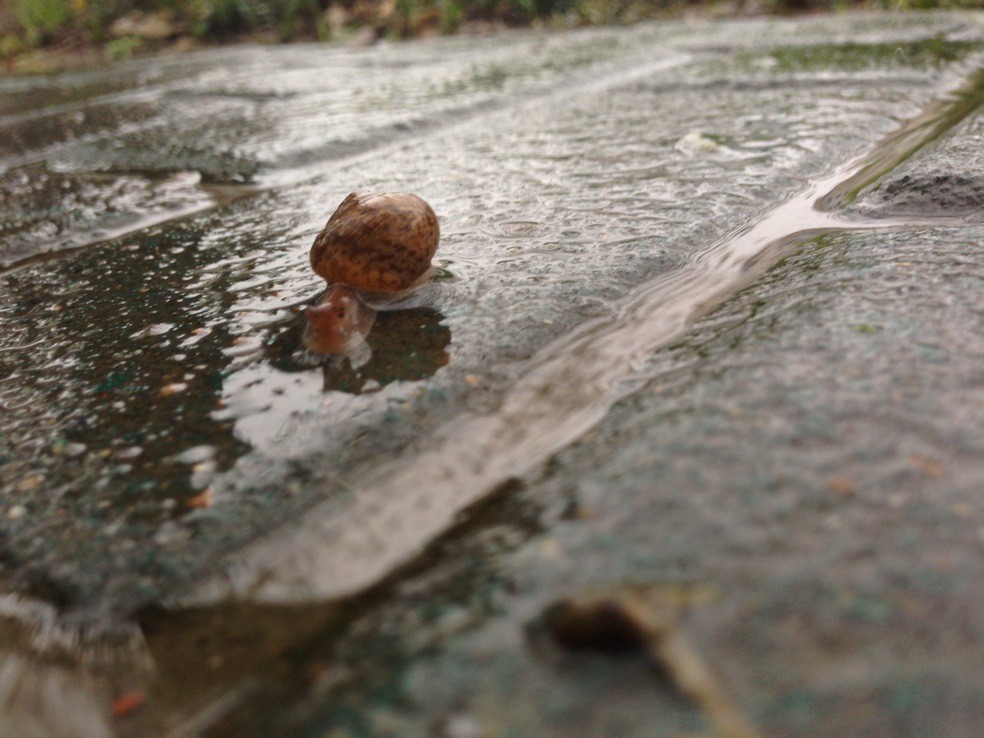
[305,191,440,357]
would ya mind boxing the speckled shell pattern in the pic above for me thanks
[310,191,440,293]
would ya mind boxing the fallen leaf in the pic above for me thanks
[187,488,214,509]
[908,454,944,478]
[828,477,855,497]
[541,585,758,738]
[111,691,146,718]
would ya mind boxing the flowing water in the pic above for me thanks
[0,11,982,737]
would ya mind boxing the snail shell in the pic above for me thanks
[310,191,440,293]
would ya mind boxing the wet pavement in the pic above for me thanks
[0,10,982,737]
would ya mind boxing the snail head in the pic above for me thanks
[303,285,377,356]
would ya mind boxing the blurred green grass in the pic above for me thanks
[1,0,982,63]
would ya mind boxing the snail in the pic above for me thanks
[304,191,440,359]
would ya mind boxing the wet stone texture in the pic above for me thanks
[0,9,983,738]
[202,241,984,733]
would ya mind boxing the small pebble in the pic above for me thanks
[443,714,486,738]
[154,521,189,546]
[16,474,44,492]
[676,131,720,153]
[6,505,27,520]
[51,439,87,457]
[170,445,214,465]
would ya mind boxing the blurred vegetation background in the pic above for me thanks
[1,0,982,66]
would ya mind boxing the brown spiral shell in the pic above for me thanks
[310,191,440,293]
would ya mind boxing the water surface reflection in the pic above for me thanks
[269,304,451,395]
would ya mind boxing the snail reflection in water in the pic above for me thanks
[304,191,440,362]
